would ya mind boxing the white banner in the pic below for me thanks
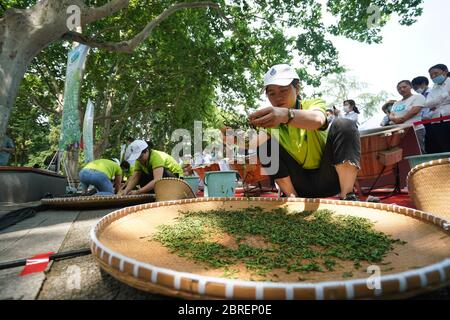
[83,99,95,163]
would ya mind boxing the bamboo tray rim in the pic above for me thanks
[407,157,450,179]
[41,194,155,208]
[90,197,450,299]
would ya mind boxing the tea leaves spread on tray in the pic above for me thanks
[152,207,406,280]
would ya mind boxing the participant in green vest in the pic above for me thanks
[248,64,361,200]
[79,159,123,195]
[118,140,183,195]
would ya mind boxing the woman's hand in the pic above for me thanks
[128,190,140,195]
[248,107,288,128]
[389,114,404,124]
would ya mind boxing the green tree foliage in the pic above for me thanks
[318,71,391,119]
[3,0,424,163]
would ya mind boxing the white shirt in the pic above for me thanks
[420,88,434,120]
[425,77,450,117]
[342,111,359,125]
[391,94,425,128]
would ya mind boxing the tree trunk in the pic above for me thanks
[0,23,35,138]
[95,90,115,157]
[65,147,79,187]
[0,53,30,139]
[1,0,220,140]
[0,0,82,138]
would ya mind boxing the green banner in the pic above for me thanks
[59,44,90,150]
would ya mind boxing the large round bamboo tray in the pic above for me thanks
[41,194,155,209]
[154,178,196,202]
[90,198,450,300]
[407,158,450,219]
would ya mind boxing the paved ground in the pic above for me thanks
[0,205,79,300]
[37,208,169,300]
[0,201,41,219]
[0,204,168,300]
[0,202,448,300]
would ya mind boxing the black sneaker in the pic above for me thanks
[342,192,359,201]
[81,189,97,196]
[366,195,381,203]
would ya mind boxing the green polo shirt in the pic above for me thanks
[84,159,122,179]
[134,149,183,177]
[123,163,135,179]
[267,98,328,170]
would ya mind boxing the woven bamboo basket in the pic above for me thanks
[154,178,196,202]
[41,194,154,209]
[407,158,450,220]
[90,198,450,300]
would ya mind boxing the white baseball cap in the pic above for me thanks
[263,64,300,92]
[126,140,148,162]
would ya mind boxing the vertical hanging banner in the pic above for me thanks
[120,143,127,162]
[59,44,90,151]
[83,99,95,163]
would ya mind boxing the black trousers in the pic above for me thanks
[257,118,361,198]
[138,168,179,188]
[424,121,450,154]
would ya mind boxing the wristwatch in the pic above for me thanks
[284,108,295,124]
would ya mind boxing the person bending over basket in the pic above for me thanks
[79,159,123,196]
[248,64,361,200]
[118,140,183,195]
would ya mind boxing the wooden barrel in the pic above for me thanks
[228,155,268,184]
[358,125,410,180]
[192,162,221,181]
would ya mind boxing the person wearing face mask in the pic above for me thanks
[423,64,450,153]
[341,100,360,125]
[248,64,361,201]
[389,80,426,154]
[411,76,433,120]
[412,76,432,97]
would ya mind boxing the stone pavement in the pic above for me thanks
[37,208,169,300]
[0,205,169,300]
[0,206,79,299]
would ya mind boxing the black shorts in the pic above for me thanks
[257,118,361,198]
[424,120,450,154]
[138,168,179,188]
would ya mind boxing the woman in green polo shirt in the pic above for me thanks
[118,140,183,195]
[248,64,361,200]
[79,159,123,195]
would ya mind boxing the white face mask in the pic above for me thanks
[343,106,351,113]
[415,88,425,94]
